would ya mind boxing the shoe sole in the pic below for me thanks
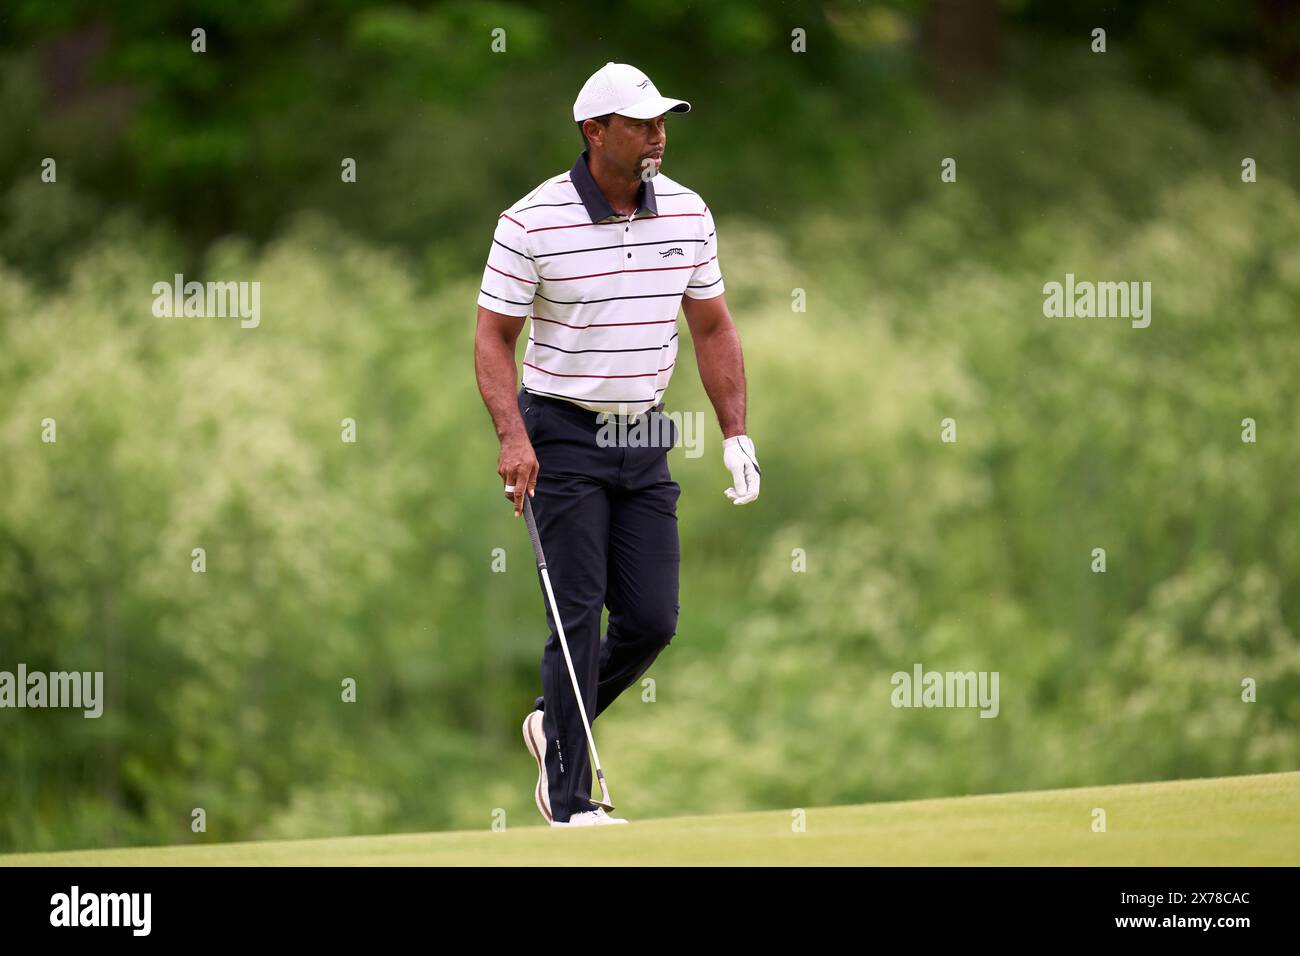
[523,711,552,824]
[550,817,629,828]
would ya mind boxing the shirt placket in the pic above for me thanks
[621,214,638,423]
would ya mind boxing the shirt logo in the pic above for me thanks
[659,247,684,258]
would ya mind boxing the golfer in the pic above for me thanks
[474,62,761,827]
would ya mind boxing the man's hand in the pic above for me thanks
[722,435,761,505]
[499,433,539,517]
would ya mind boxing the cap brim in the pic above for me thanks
[616,95,691,120]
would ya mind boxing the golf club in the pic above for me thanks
[508,484,615,812]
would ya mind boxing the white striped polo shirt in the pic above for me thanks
[477,149,724,415]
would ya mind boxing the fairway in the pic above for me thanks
[3,771,1296,866]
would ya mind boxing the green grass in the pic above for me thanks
[4,771,1296,866]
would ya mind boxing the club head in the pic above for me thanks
[593,778,615,812]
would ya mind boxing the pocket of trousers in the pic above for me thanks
[523,399,545,443]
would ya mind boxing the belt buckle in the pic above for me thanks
[628,402,663,424]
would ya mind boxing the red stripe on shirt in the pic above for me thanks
[531,316,677,329]
[524,361,675,379]
[486,263,538,285]
[550,263,698,281]
[528,212,704,233]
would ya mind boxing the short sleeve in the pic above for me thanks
[683,205,724,300]
[477,212,539,317]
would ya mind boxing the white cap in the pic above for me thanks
[573,62,691,123]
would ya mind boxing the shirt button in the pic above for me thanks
[627,253,632,258]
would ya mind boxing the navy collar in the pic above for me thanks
[569,149,658,223]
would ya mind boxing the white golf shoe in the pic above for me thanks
[522,710,552,824]
[550,806,628,827]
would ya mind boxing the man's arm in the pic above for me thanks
[474,304,538,517]
[682,292,746,439]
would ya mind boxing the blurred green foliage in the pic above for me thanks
[1,2,1298,851]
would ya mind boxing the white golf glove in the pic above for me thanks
[722,435,761,505]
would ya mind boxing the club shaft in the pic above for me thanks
[523,495,613,807]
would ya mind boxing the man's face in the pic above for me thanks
[592,113,666,177]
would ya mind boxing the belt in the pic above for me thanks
[524,389,664,423]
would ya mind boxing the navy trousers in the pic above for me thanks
[518,386,681,822]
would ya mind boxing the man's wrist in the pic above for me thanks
[497,420,527,443]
